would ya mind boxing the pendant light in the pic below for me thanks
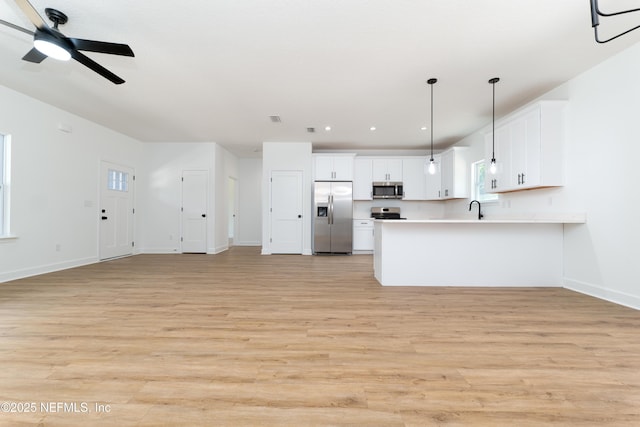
[426,78,437,175]
[488,77,500,175]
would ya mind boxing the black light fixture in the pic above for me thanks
[488,77,500,175]
[426,78,437,175]
[33,8,71,61]
[590,0,640,43]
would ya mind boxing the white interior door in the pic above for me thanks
[270,170,303,254]
[99,161,134,260]
[182,170,208,253]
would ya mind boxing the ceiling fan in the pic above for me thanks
[0,0,134,84]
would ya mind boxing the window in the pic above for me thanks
[107,169,129,192]
[471,159,499,203]
[0,133,10,236]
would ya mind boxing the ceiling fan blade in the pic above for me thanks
[0,18,34,35]
[69,38,135,57]
[14,0,48,31]
[71,50,125,84]
[22,47,47,63]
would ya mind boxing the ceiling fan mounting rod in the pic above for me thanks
[44,8,67,29]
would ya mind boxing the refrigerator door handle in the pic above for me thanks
[328,195,334,224]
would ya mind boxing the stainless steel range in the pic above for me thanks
[371,207,405,220]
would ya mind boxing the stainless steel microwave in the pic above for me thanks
[372,182,403,199]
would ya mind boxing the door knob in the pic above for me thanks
[201,214,206,218]
[101,216,108,220]
[298,214,302,218]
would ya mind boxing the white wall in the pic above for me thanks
[445,42,640,309]
[0,85,143,282]
[138,142,215,253]
[0,83,246,281]
[262,142,313,255]
[214,145,239,253]
[236,158,262,246]
[138,142,238,255]
[561,43,640,309]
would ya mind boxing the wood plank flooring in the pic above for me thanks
[0,246,639,426]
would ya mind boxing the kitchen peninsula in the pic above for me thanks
[373,216,586,287]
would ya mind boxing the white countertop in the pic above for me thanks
[374,213,587,224]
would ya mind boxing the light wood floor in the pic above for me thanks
[1,247,639,426]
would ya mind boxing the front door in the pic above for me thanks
[99,161,134,260]
[181,170,208,253]
[270,170,303,254]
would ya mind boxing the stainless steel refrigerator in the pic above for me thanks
[313,181,353,254]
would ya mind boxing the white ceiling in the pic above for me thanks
[1,0,640,157]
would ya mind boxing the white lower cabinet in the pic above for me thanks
[353,219,375,251]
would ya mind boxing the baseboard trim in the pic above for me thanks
[0,257,98,284]
[564,278,640,310]
[208,245,228,255]
[138,248,180,254]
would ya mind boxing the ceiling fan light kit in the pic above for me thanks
[34,33,71,61]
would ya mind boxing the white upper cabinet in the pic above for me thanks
[425,155,442,200]
[485,101,567,193]
[372,158,403,182]
[314,154,355,181]
[354,154,464,201]
[440,147,468,199]
[353,158,373,200]
[402,157,428,200]
[485,124,512,192]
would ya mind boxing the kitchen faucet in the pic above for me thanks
[469,200,483,220]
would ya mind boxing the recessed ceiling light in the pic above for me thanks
[325,126,331,131]
[421,126,428,131]
[370,126,376,131]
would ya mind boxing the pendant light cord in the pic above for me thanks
[427,78,437,162]
[492,82,495,161]
[489,77,500,163]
